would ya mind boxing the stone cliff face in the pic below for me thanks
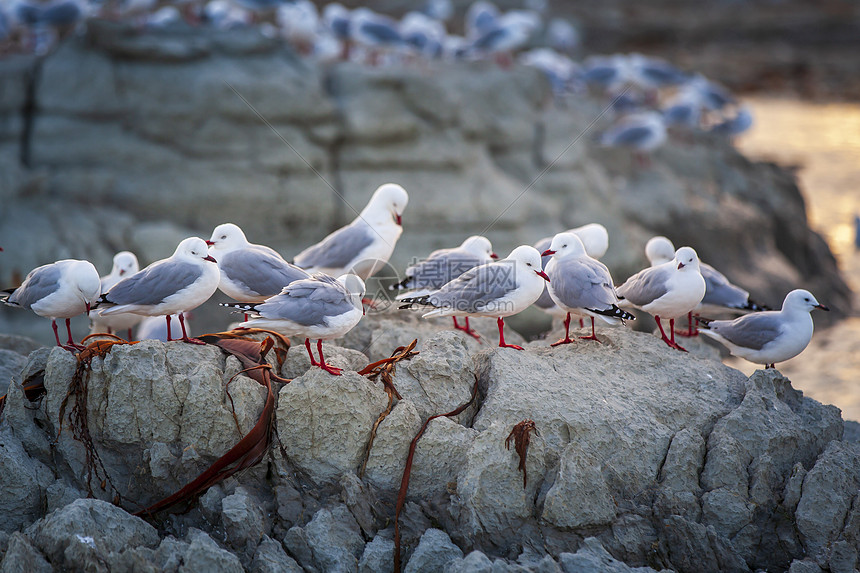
[0,314,858,572]
[0,24,851,345]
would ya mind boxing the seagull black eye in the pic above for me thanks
[221,235,226,239]
[526,263,532,267]
[805,298,810,302]
[563,244,567,248]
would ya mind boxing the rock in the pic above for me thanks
[844,420,860,444]
[0,533,51,573]
[660,515,748,573]
[275,484,304,527]
[445,550,494,573]
[0,426,54,533]
[276,368,389,484]
[304,504,366,573]
[221,486,266,553]
[558,537,663,573]
[282,526,317,573]
[410,417,478,498]
[828,539,857,573]
[359,535,395,573]
[364,399,422,491]
[199,484,226,525]
[280,344,368,380]
[250,535,303,573]
[180,529,244,573]
[340,473,380,538]
[45,479,84,514]
[404,528,464,573]
[0,350,27,396]
[541,444,617,529]
[788,559,825,573]
[26,499,159,568]
[795,440,860,562]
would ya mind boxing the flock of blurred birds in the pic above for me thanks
[0,0,752,150]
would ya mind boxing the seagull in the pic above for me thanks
[646,236,767,336]
[206,223,309,314]
[709,106,753,137]
[97,237,220,344]
[599,111,668,165]
[616,246,706,351]
[542,233,634,345]
[468,10,540,65]
[464,0,499,40]
[389,235,498,339]
[293,183,408,280]
[221,273,365,376]
[2,259,101,349]
[89,251,144,340]
[699,289,828,369]
[533,223,609,324]
[399,245,549,350]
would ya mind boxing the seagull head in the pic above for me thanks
[673,246,699,271]
[508,245,550,282]
[72,260,102,308]
[365,183,409,226]
[461,235,497,260]
[645,236,675,267]
[544,232,586,260]
[337,273,367,310]
[112,251,139,277]
[783,289,830,313]
[176,237,218,263]
[207,223,248,251]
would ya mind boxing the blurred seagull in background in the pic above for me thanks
[90,251,144,340]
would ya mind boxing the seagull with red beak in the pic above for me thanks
[89,251,144,340]
[616,246,706,351]
[96,238,220,344]
[399,245,549,350]
[293,183,408,280]
[390,235,498,339]
[2,259,101,350]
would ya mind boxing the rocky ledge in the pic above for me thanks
[0,311,856,572]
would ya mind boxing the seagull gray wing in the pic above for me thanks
[617,266,669,306]
[404,251,486,290]
[293,224,375,270]
[605,125,654,147]
[551,258,617,310]
[256,274,353,326]
[428,260,519,313]
[707,312,784,351]
[700,263,750,308]
[221,249,309,298]
[6,264,62,309]
[105,260,202,306]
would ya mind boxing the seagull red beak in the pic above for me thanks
[85,302,91,316]
[205,240,215,246]
[536,270,550,282]
[815,304,830,311]
[541,249,556,257]
[119,269,126,276]
[204,255,217,263]
[677,262,685,269]
[395,213,402,226]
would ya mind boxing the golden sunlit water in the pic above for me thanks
[730,97,860,420]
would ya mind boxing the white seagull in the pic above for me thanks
[542,233,634,345]
[399,245,549,350]
[616,246,706,351]
[90,251,144,340]
[390,235,498,339]
[2,259,101,349]
[699,289,828,369]
[646,236,767,336]
[293,183,408,280]
[97,237,220,344]
[206,223,309,307]
[221,273,366,376]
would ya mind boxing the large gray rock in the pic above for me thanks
[276,369,389,484]
[250,535,303,573]
[303,504,366,573]
[0,533,51,573]
[359,535,395,573]
[558,537,664,573]
[405,528,464,573]
[364,399,422,491]
[0,426,54,533]
[221,486,267,553]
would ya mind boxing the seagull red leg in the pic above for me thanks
[178,312,205,345]
[304,338,320,366]
[668,318,688,352]
[579,318,585,328]
[127,328,133,342]
[316,339,343,375]
[579,317,601,342]
[453,317,482,340]
[165,315,173,342]
[674,311,698,337]
[51,319,63,347]
[497,317,524,350]
[551,313,574,346]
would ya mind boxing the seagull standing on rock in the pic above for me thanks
[616,246,706,352]
[97,237,220,344]
[293,183,408,280]
[699,289,828,369]
[89,251,144,340]
[399,245,549,350]
[221,273,366,376]
[542,232,634,345]
[390,235,498,339]
[206,223,309,307]
[2,259,101,350]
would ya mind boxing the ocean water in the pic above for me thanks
[730,97,860,420]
